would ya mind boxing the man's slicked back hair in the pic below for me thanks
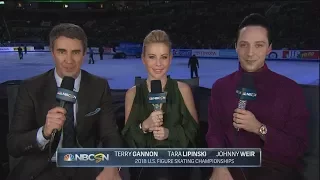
[236,13,272,45]
[49,23,87,54]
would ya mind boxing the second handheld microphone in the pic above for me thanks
[148,80,167,111]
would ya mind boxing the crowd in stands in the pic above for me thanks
[0,1,318,50]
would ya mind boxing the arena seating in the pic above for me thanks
[1,2,318,50]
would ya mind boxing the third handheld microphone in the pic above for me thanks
[236,73,257,130]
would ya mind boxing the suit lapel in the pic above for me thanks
[40,69,58,125]
[76,70,90,130]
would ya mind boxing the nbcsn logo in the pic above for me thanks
[64,153,109,163]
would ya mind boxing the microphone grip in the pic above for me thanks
[50,100,66,142]
[60,101,66,108]
[238,100,247,109]
[51,129,57,138]
[237,100,247,131]
[152,104,161,111]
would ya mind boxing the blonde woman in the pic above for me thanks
[122,30,199,180]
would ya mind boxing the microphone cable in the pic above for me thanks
[48,132,55,162]
[137,167,144,180]
[48,128,61,162]
[31,131,57,179]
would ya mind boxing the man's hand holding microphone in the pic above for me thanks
[43,76,77,142]
[42,107,67,139]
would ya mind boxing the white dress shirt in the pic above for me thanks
[36,69,81,161]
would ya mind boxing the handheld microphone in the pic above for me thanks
[235,73,257,130]
[236,73,256,109]
[234,73,256,180]
[148,80,167,111]
[50,76,77,141]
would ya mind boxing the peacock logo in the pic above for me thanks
[64,154,75,161]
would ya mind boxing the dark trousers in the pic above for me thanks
[99,53,103,60]
[89,55,95,64]
[130,167,190,180]
[34,163,101,180]
[19,53,23,60]
[190,67,198,78]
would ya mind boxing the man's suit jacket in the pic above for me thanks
[6,69,123,180]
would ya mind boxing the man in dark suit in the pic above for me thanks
[7,23,123,180]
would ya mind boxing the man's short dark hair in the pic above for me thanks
[236,13,272,45]
[49,23,87,54]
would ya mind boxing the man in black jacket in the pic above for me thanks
[188,54,199,78]
[7,23,123,180]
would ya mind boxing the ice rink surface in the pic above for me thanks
[0,52,319,89]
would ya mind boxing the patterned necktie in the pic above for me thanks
[62,102,77,148]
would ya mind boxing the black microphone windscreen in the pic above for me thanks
[239,73,255,89]
[60,76,75,91]
[151,80,162,93]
